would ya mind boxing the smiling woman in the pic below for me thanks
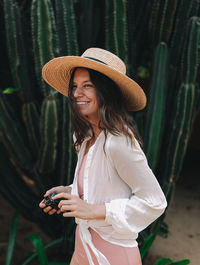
[40,48,167,265]
[71,68,99,126]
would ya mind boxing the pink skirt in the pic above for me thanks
[73,225,142,265]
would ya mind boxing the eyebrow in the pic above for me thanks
[73,80,92,84]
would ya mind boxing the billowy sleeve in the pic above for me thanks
[105,135,167,235]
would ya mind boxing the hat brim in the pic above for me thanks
[42,56,146,111]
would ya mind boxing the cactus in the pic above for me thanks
[160,83,196,186]
[144,42,168,171]
[105,0,128,62]
[127,0,152,76]
[58,97,75,186]
[180,17,200,84]
[3,0,33,102]
[0,93,33,170]
[54,0,79,185]
[149,0,178,46]
[22,102,40,159]
[36,94,59,176]
[54,0,79,56]
[31,0,55,97]
[157,16,200,186]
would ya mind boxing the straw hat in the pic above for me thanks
[42,48,146,111]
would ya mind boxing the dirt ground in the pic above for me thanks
[0,161,199,265]
[145,162,200,265]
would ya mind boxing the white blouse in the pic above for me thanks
[71,131,167,265]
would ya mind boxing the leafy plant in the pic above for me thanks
[5,211,19,265]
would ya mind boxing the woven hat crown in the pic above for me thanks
[81,48,126,75]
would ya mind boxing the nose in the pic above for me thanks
[73,86,83,98]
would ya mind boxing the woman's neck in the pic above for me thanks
[92,126,102,139]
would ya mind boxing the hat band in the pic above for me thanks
[83,56,107,65]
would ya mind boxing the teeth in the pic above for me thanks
[77,102,89,105]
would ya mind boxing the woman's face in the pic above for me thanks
[72,68,99,124]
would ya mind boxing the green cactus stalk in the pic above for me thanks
[55,0,79,56]
[58,97,75,186]
[54,0,79,185]
[149,0,178,45]
[31,0,55,96]
[22,102,40,159]
[127,0,151,76]
[0,94,33,170]
[148,0,162,45]
[158,16,200,186]
[105,0,127,61]
[162,83,196,185]
[47,0,60,57]
[3,0,33,102]
[158,0,178,43]
[36,95,58,175]
[105,0,115,52]
[172,84,196,179]
[180,17,200,84]
[144,42,168,171]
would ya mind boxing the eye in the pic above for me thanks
[84,84,93,88]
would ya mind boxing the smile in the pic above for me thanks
[76,101,90,105]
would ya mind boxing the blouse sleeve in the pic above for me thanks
[105,134,167,235]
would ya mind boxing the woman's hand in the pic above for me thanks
[39,185,72,215]
[52,192,106,220]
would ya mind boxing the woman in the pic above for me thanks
[40,48,167,265]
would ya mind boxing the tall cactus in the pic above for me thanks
[54,0,79,56]
[148,0,178,46]
[31,0,55,97]
[105,0,128,62]
[157,16,200,188]
[36,94,59,177]
[144,42,168,171]
[22,102,40,159]
[0,93,33,170]
[3,0,34,102]
[54,0,79,185]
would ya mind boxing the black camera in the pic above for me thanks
[43,192,62,210]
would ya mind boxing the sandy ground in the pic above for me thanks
[0,162,199,265]
[145,164,200,265]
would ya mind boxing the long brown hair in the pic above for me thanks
[68,67,143,151]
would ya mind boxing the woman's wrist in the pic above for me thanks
[90,204,106,220]
[65,185,72,193]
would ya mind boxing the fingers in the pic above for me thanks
[44,187,57,197]
[48,209,57,215]
[53,192,72,200]
[43,206,52,213]
[60,204,73,212]
[39,201,46,209]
